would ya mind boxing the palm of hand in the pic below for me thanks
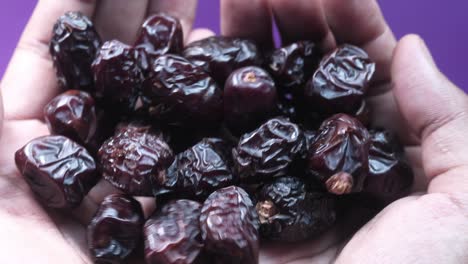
[1,0,468,263]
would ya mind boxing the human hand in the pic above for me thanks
[220,0,468,262]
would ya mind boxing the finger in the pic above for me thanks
[221,0,273,49]
[1,0,98,120]
[392,34,468,193]
[94,0,149,44]
[147,0,198,41]
[269,0,332,48]
[186,28,215,44]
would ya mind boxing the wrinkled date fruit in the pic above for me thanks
[88,194,144,263]
[307,114,371,194]
[98,126,174,196]
[224,66,278,134]
[304,44,376,116]
[200,186,259,264]
[266,41,319,94]
[15,136,97,208]
[92,40,144,113]
[233,117,306,182]
[50,11,101,91]
[164,138,235,198]
[256,176,336,242]
[142,54,223,127]
[364,130,414,203]
[183,36,262,85]
[135,13,183,71]
[44,90,97,147]
[144,200,204,264]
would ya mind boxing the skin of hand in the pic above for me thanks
[0,0,467,263]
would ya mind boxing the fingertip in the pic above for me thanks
[186,28,215,44]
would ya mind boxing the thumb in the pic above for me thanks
[392,34,468,193]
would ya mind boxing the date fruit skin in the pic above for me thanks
[144,199,204,264]
[304,45,376,116]
[266,41,319,94]
[44,90,97,147]
[233,117,306,183]
[364,130,414,203]
[88,194,144,264]
[98,126,174,196]
[15,135,97,208]
[183,36,262,85]
[307,114,371,194]
[142,54,223,127]
[256,176,336,242]
[135,13,183,72]
[164,138,235,198]
[50,11,101,91]
[200,186,259,264]
[224,66,278,134]
[92,40,144,113]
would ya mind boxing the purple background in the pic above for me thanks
[0,1,467,90]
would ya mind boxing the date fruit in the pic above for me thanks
[307,114,371,195]
[200,186,259,264]
[144,199,204,264]
[88,194,144,263]
[50,11,101,91]
[15,135,97,208]
[98,126,174,196]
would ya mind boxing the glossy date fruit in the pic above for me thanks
[15,135,97,208]
[256,176,336,242]
[307,114,371,195]
[50,11,101,91]
[142,54,223,127]
[200,186,259,264]
[233,117,306,182]
[144,200,204,264]
[92,40,144,113]
[224,66,277,134]
[304,45,376,116]
[98,126,174,196]
[88,194,144,264]
[183,36,262,85]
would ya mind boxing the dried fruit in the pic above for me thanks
[144,200,204,264]
[256,176,336,242]
[15,135,97,208]
[98,126,174,196]
[200,186,259,264]
[233,118,306,182]
[307,114,371,194]
[88,194,144,263]
[183,36,262,85]
[50,11,101,91]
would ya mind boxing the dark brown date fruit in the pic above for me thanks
[98,127,174,196]
[200,186,259,264]
[256,176,336,242]
[266,41,319,94]
[88,194,144,264]
[144,200,204,264]
[44,90,97,147]
[224,66,277,134]
[15,135,97,208]
[183,36,262,85]
[233,117,306,182]
[50,11,101,91]
[364,130,414,203]
[92,40,144,113]
[304,45,376,116]
[142,54,223,127]
[307,114,371,195]
[135,13,183,71]
[164,138,235,198]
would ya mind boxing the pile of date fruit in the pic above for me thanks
[14,11,414,264]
